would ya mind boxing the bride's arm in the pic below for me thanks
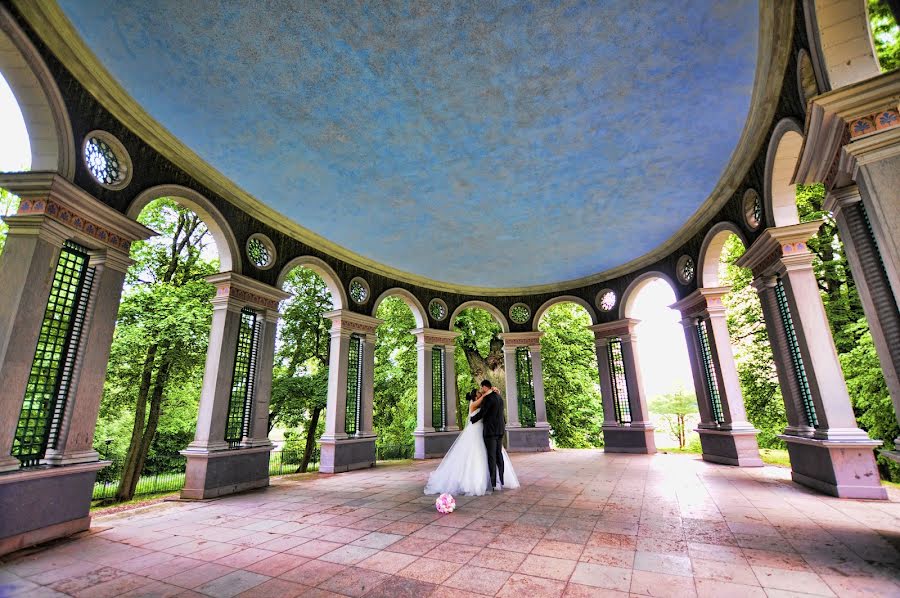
[469,393,485,414]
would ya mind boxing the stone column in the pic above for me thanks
[318,310,380,473]
[246,309,281,448]
[588,320,655,454]
[826,186,900,462]
[0,173,153,556]
[181,272,289,499]
[672,289,762,467]
[529,343,549,429]
[738,223,885,499]
[44,251,132,465]
[412,328,461,458]
[499,333,551,452]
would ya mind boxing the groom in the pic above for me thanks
[470,380,506,490]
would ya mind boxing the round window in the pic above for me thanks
[742,188,762,231]
[246,234,276,269]
[509,303,531,325]
[83,131,132,190]
[677,255,696,284]
[349,277,370,304]
[596,288,617,312]
[428,298,448,322]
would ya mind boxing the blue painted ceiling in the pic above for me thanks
[58,1,758,288]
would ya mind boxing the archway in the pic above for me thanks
[452,304,508,430]
[96,197,222,502]
[535,300,603,448]
[270,263,336,474]
[805,0,882,90]
[0,6,75,178]
[373,296,418,459]
[622,274,695,450]
[764,119,805,228]
[698,222,748,288]
[0,68,29,257]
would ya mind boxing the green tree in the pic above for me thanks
[100,198,217,500]
[454,308,506,396]
[373,297,417,450]
[650,386,698,449]
[0,187,19,256]
[271,267,333,472]
[869,0,900,71]
[538,303,604,448]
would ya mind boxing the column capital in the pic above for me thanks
[0,172,154,252]
[207,271,291,312]
[88,247,135,274]
[587,318,640,340]
[498,331,544,350]
[411,328,460,347]
[324,309,382,337]
[670,287,730,319]
[736,222,823,278]
[823,185,862,216]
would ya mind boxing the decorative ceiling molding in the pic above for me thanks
[13,0,791,296]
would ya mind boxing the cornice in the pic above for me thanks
[13,0,791,296]
[323,309,382,335]
[411,328,461,347]
[735,221,822,275]
[670,287,730,317]
[498,331,545,348]
[587,318,640,339]
[206,271,291,311]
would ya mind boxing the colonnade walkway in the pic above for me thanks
[2,451,899,597]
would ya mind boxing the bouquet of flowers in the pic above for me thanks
[435,493,456,514]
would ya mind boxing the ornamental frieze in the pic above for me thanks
[849,109,899,139]
[216,285,281,310]
[17,197,132,252]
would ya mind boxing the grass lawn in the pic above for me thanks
[759,448,791,467]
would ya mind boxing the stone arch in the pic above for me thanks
[620,271,678,320]
[0,6,75,178]
[764,119,805,228]
[532,295,597,330]
[277,255,346,310]
[698,222,748,288]
[128,184,241,274]
[372,288,427,328]
[449,301,510,333]
[805,0,881,91]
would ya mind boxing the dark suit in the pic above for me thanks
[470,391,506,488]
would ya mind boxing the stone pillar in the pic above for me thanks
[826,186,900,463]
[181,272,290,499]
[498,333,551,452]
[588,320,656,454]
[0,173,153,556]
[672,289,762,467]
[738,223,885,499]
[412,329,461,458]
[318,310,380,473]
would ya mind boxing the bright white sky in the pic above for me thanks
[0,73,30,171]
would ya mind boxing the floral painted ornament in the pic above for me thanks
[435,493,456,514]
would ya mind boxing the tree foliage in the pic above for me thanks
[0,187,19,256]
[538,303,604,448]
[373,297,417,449]
[650,386,698,449]
[869,0,900,71]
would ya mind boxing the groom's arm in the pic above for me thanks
[470,392,494,423]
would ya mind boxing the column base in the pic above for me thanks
[779,435,887,500]
[414,430,461,459]
[697,428,763,467]
[181,446,271,499]
[507,427,551,452]
[319,436,376,473]
[0,462,104,556]
[602,425,657,454]
[880,449,900,464]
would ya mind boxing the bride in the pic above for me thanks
[424,386,520,496]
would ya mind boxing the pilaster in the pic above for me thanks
[412,328,461,459]
[499,332,551,452]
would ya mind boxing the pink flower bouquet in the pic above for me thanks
[435,493,456,514]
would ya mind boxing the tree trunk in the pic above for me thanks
[116,342,158,500]
[461,337,506,395]
[298,406,322,473]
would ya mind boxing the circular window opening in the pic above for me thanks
[509,303,531,325]
[83,131,132,190]
[596,288,617,312]
[349,277,370,304]
[742,188,762,231]
[677,255,696,285]
[429,298,448,322]
[246,233,276,270]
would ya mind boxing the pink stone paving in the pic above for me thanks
[2,450,900,597]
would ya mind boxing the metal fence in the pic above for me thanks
[92,442,412,501]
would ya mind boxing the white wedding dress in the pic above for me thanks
[424,408,520,496]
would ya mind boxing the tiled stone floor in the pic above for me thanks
[2,450,900,597]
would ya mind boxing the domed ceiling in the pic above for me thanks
[57,0,758,289]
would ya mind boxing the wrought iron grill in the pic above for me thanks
[225,308,261,447]
[13,241,92,467]
[515,346,536,428]
[607,338,631,424]
[432,347,446,431]
[696,319,725,424]
[774,279,818,427]
[345,334,363,435]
